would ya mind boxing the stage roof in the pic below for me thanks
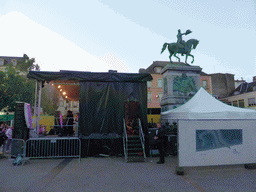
[27,70,152,101]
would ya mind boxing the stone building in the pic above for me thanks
[221,77,256,109]
[209,73,235,98]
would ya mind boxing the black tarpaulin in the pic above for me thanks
[27,70,152,82]
[79,81,148,136]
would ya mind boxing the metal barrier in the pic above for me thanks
[11,139,26,157]
[123,119,128,162]
[25,137,81,162]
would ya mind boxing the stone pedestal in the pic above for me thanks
[160,62,202,112]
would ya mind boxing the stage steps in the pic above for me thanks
[126,135,145,162]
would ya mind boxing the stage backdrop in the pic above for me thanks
[178,119,256,167]
[79,81,148,136]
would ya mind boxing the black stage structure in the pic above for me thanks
[27,70,152,157]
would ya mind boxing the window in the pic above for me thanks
[227,102,232,106]
[147,92,152,102]
[12,59,17,66]
[202,80,207,89]
[238,99,244,108]
[248,98,256,106]
[73,102,77,107]
[232,100,238,107]
[0,59,3,66]
[163,78,168,93]
[154,67,162,73]
[157,93,163,102]
[147,108,161,114]
[157,79,163,88]
[147,81,152,88]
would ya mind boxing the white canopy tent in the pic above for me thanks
[161,87,256,120]
[161,88,256,167]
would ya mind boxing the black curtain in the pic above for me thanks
[79,81,148,136]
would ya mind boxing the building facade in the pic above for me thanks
[0,56,23,72]
[200,72,213,94]
[221,79,256,109]
[57,96,79,117]
[209,73,235,98]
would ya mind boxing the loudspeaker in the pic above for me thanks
[13,102,30,140]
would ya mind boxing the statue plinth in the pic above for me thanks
[160,62,202,112]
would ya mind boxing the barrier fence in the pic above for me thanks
[24,137,81,162]
[11,139,26,157]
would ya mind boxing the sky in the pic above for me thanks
[0,0,255,81]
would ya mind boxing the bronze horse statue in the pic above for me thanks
[161,39,199,64]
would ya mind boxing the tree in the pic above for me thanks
[0,54,61,115]
[41,83,60,115]
[0,54,39,112]
[16,54,40,73]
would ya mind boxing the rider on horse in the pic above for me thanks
[161,29,198,64]
[177,29,192,54]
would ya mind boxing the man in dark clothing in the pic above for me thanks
[66,110,74,136]
[154,123,166,164]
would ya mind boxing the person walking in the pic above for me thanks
[5,126,13,153]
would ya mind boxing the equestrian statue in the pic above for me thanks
[161,29,199,64]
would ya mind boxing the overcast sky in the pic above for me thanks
[0,0,255,81]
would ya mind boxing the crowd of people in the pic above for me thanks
[0,110,78,154]
[0,123,13,154]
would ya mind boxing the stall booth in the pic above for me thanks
[27,70,152,158]
[161,87,256,167]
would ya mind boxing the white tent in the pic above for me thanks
[161,87,256,120]
[161,87,256,167]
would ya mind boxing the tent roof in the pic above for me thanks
[161,87,256,120]
[27,70,152,101]
[27,70,152,82]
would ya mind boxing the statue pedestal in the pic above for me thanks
[160,62,202,112]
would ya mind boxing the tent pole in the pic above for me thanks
[33,80,37,136]
[35,80,42,137]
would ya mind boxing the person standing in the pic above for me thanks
[154,123,166,164]
[5,126,13,153]
[66,110,74,136]
[0,123,4,132]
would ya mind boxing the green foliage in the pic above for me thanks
[41,84,60,115]
[0,54,39,112]
[0,54,59,115]
[16,54,40,73]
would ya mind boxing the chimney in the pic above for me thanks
[109,70,117,73]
